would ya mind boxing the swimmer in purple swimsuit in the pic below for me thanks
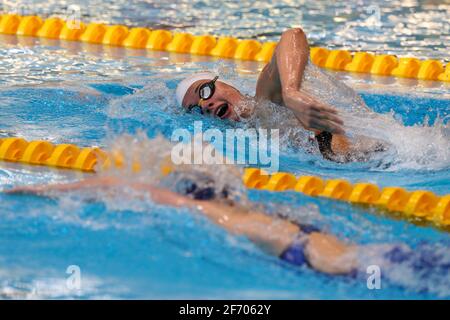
[7,173,445,280]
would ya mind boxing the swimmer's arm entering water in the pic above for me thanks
[6,178,357,274]
[255,28,344,134]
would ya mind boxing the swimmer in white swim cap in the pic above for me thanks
[176,72,245,121]
[177,29,343,128]
[176,28,387,162]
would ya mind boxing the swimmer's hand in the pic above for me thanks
[282,89,345,134]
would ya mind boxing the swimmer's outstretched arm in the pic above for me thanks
[4,176,123,194]
[256,28,344,134]
[6,178,357,274]
[187,199,358,274]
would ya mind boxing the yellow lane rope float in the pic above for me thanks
[243,168,450,229]
[1,137,449,229]
[0,137,107,171]
[0,13,448,82]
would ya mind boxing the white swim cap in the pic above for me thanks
[175,72,216,107]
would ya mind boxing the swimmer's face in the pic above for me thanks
[182,79,246,121]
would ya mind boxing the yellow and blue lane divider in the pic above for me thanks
[0,137,449,230]
[0,13,448,81]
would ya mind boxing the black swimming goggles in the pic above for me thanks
[187,76,219,114]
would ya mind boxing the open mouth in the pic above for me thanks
[215,103,229,119]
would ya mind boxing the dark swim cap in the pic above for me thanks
[176,177,216,200]
[161,171,231,201]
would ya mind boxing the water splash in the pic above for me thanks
[341,111,450,171]
[358,242,450,298]
[227,61,450,171]
[99,133,250,205]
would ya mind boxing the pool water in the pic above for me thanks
[0,1,449,299]
[5,0,450,59]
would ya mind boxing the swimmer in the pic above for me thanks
[176,28,387,162]
[6,173,446,280]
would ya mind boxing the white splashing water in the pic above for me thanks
[357,243,450,298]
[98,133,250,205]
[221,61,450,171]
[299,62,449,170]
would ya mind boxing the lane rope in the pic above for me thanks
[0,14,448,229]
[0,137,448,229]
[243,168,450,229]
[0,13,448,81]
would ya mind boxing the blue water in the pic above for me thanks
[0,70,449,299]
[0,0,449,299]
[6,0,450,59]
